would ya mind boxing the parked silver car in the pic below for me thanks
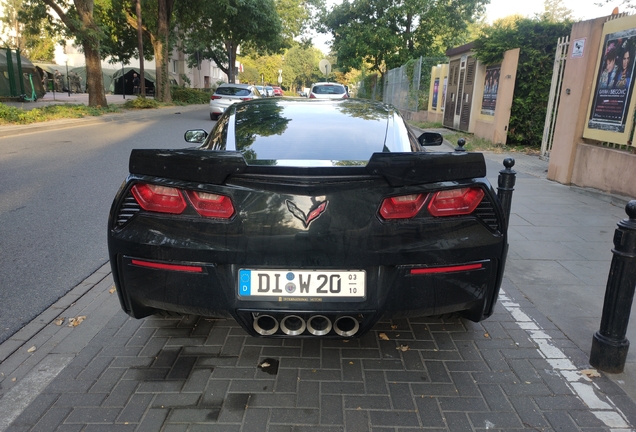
[209,83,262,120]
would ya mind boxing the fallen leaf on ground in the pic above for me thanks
[484,333,490,338]
[379,333,390,341]
[581,369,601,378]
[27,346,36,353]
[109,286,116,294]
[67,316,87,327]
[54,317,65,326]
[397,345,410,352]
[391,325,398,330]
[11,378,16,382]
[259,362,270,368]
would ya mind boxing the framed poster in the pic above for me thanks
[481,65,500,116]
[585,15,636,143]
[432,78,439,109]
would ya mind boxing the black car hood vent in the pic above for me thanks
[129,149,486,187]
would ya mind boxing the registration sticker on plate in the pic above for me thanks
[238,269,365,300]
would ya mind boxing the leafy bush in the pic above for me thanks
[473,18,572,146]
[0,102,120,125]
[171,87,211,104]
[123,96,161,109]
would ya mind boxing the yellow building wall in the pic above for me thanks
[427,64,448,124]
[473,48,520,145]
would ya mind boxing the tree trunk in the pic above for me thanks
[75,0,107,107]
[42,0,107,107]
[155,0,175,102]
[225,40,235,83]
[84,42,107,107]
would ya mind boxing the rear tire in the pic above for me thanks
[210,112,218,121]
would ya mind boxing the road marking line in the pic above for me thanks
[0,354,74,431]
[499,290,634,431]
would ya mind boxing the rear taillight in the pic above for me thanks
[186,191,235,218]
[428,187,484,217]
[309,93,316,99]
[131,184,187,214]
[131,184,234,218]
[240,97,253,101]
[210,95,222,100]
[379,194,427,219]
[342,94,349,98]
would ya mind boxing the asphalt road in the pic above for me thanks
[0,105,213,343]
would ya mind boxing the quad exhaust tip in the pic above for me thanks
[334,316,359,337]
[307,315,332,336]
[253,314,279,336]
[252,314,359,337]
[280,315,306,336]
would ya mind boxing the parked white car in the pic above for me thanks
[209,83,262,120]
[309,82,349,99]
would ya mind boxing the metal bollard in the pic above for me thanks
[589,200,636,373]
[455,138,467,152]
[497,158,516,232]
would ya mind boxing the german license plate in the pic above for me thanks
[238,269,365,300]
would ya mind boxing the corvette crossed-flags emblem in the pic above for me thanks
[286,200,329,228]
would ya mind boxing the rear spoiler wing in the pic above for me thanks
[129,149,486,187]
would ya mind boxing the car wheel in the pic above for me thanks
[210,113,218,121]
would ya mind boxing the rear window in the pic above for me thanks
[216,87,251,96]
[312,85,345,95]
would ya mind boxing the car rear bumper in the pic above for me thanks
[110,253,503,338]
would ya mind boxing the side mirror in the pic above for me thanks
[184,129,208,143]
[418,132,444,147]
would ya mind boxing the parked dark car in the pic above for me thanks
[108,98,510,338]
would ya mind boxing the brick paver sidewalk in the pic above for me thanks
[1,269,634,431]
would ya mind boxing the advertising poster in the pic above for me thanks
[588,29,636,133]
[481,65,500,116]
[432,78,439,108]
[442,78,447,111]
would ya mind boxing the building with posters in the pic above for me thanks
[548,14,636,198]
[440,43,520,145]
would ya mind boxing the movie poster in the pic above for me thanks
[481,65,500,116]
[442,78,447,111]
[588,29,636,132]
[432,78,439,108]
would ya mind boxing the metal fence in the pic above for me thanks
[356,56,447,111]
[383,57,423,111]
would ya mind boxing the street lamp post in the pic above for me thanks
[122,62,125,99]
[65,61,70,97]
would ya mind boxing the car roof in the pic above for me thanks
[312,82,345,87]
[204,98,415,165]
[218,83,253,89]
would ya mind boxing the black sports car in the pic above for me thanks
[108,98,512,338]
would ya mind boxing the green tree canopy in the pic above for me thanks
[2,0,57,61]
[320,0,487,76]
[177,0,285,83]
[20,0,108,106]
[540,0,574,22]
